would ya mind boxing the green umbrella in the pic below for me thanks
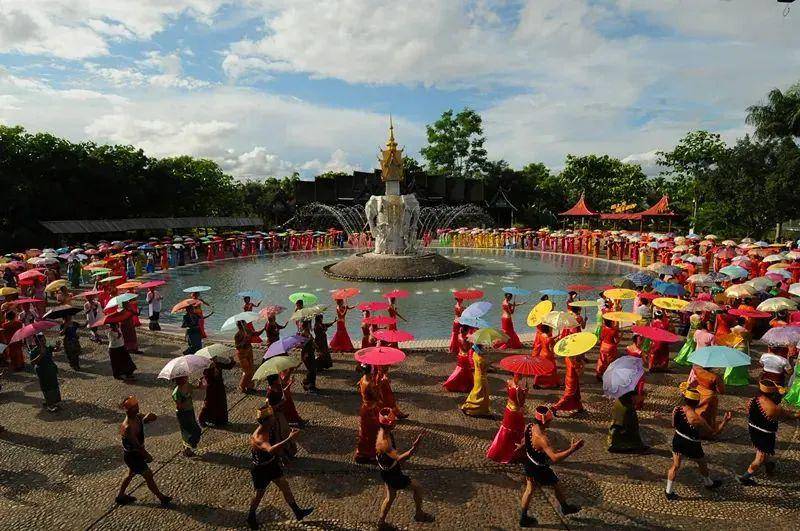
[91,269,111,277]
[253,355,302,381]
[688,346,751,368]
[469,327,507,345]
[290,305,327,321]
[611,277,637,289]
[289,292,318,305]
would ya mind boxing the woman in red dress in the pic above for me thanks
[532,325,559,388]
[1,311,25,370]
[329,299,355,352]
[355,364,381,463]
[486,373,527,462]
[449,296,465,354]
[497,293,524,350]
[190,292,211,339]
[443,326,475,392]
[360,310,373,348]
[552,354,586,414]
[596,319,620,380]
[648,310,672,372]
[377,365,408,419]
[386,298,406,331]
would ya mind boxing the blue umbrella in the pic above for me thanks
[624,271,656,287]
[263,334,309,360]
[653,280,685,296]
[462,301,492,318]
[458,315,490,329]
[719,265,749,279]
[237,290,264,300]
[688,346,751,368]
[539,289,569,297]
[502,286,531,297]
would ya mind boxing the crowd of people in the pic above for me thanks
[2,227,800,528]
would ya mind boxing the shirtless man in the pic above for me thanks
[665,385,732,500]
[247,404,313,529]
[115,395,171,506]
[517,406,584,527]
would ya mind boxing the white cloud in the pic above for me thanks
[85,50,209,90]
[621,150,663,177]
[299,149,360,176]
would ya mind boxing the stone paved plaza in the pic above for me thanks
[1,329,799,530]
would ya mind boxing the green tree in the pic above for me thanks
[746,83,800,140]
[402,155,424,176]
[559,154,649,212]
[655,130,726,231]
[420,108,487,179]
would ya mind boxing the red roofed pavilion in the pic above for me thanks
[559,193,598,217]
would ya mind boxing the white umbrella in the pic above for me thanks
[195,343,234,362]
[158,355,210,380]
[104,292,137,310]
[462,301,492,318]
[220,311,261,332]
[603,356,644,399]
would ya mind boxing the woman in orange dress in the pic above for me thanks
[355,364,381,463]
[552,354,586,414]
[329,299,355,352]
[377,365,407,419]
[486,373,527,462]
[596,319,620,380]
[449,297,465,354]
[532,325,559,388]
[497,293,524,350]
[691,366,725,438]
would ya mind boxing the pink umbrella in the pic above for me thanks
[259,305,286,318]
[354,346,406,366]
[76,289,102,298]
[332,287,360,300]
[630,325,683,343]
[139,280,166,289]
[373,329,415,343]
[382,289,410,300]
[9,320,59,343]
[18,270,45,281]
[9,297,44,305]
[357,301,390,312]
[363,316,397,326]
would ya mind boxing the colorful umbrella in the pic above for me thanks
[541,310,578,331]
[526,300,553,327]
[104,293,137,310]
[602,311,642,323]
[653,297,688,311]
[728,308,771,319]
[42,305,82,320]
[158,354,211,380]
[117,281,142,290]
[603,356,644,399]
[183,285,211,293]
[9,320,59,343]
[554,332,598,357]
[291,305,327,321]
[630,325,683,343]
[502,286,531,297]
[374,329,415,343]
[383,289,410,299]
[761,326,800,347]
[138,280,166,290]
[452,289,484,300]
[612,277,637,289]
[264,334,309,359]
[789,283,800,298]
[170,299,201,313]
[757,297,797,312]
[653,281,685,297]
[98,275,123,284]
[567,300,600,308]
[259,305,286,318]
[469,327,507,345]
[624,272,657,287]
[221,311,261,332]
[354,346,406,366]
[0,287,18,296]
[18,270,46,281]
[357,301,390,312]
[253,355,303,380]
[363,315,397,326]
[719,265,749,279]
[195,343,234,362]
[725,284,757,299]
[688,346,750,368]
[9,297,44,305]
[603,288,637,300]
[457,315,490,329]
[681,300,721,313]
[289,292,318,305]
[746,277,776,291]
[498,355,555,376]
[44,279,67,293]
[332,287,360,300]
[461,301,492,318]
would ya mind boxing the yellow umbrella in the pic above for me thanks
[526,299,553,327]
[603,288,637,300]
[0,287,18,296]
[470,327,507,345]
[541,310,579,331]
[767,262,789,270]
[725,284,756,299]
[603,311,642,323]
[554,331,598,357]
[757,297,797,312]
[44,279,67,293]
[653,297,688,311]
[567,300,600,308]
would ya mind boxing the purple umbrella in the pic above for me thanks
[761,326,800,347]
[264,334,309,360]
[602,356,644,399]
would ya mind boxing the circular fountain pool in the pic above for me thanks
[146,248,635,340]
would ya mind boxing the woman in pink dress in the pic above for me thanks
[329,299,355,352]
[386,297,406,331]
[486,373,528,462]
[449,296,465,354]
[533,325,560,388]
[497,293,524,350]
[443,326,475,392]
[360,310,372,349]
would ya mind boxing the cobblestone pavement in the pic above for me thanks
[1,329,799,530]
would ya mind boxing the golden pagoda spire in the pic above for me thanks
[379,114,403,183]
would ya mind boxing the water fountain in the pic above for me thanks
[324,120,469,281]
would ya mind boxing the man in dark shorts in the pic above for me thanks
[247,404,313,529]
[115,395,172,506]
[665,385,732,500]
[738,380,800,485]
[517,405,584,527]
[375,408,433,529]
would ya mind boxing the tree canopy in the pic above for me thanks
[420,108,487,179]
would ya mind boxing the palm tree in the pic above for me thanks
[746,84,800,140]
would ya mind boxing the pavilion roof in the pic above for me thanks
[637,195,678,217]
[559,193,598,216]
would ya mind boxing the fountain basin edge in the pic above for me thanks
[323,251,469,282]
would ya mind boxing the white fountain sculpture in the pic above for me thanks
[365,193,420,255]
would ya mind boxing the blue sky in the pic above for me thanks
[1,1,798,179]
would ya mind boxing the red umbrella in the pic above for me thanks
[9,320,59,343]
[259,305,286,318]
[631,325,683,343]
[332,287,360,300]
[357,301,390,312]
[171,299,201,313]
[9,297,44,305]
[728,308,771,319]
[373,329,415,343]
[637,292,659,300]
[567,284,595,292]
[76,289,102,297]
[498,355,555,376]
[452,289,484,300]
[382,289,410,300]
[90,311,129,328]
[18,270,46,281]
[139,280,166,290]
[354,346,406,366]
[363,315,397,326]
